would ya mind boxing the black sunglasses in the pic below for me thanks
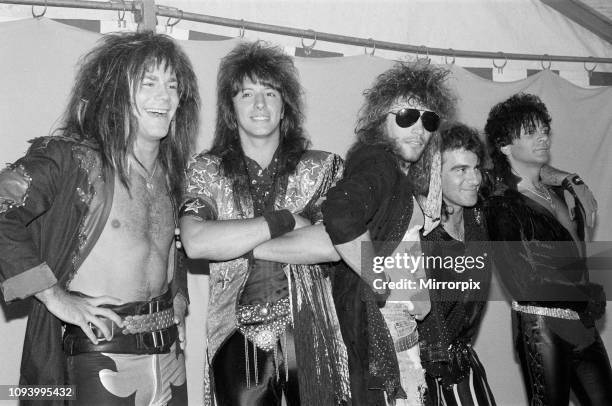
[390,108,440,132]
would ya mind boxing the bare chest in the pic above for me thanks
[69,171,175,300]
[108,172,174,241]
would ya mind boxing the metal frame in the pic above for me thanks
[2,0,611,65]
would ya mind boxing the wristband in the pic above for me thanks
[263,209,296,239]
[562,174,583,190]
[242,250,254,263]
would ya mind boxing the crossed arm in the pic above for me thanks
[253,224,341,264]
[180,216,274,261]
[181,214,339,264]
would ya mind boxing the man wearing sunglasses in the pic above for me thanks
[322,61,456,405]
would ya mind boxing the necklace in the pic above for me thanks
[521,182,555,209]
[443,217,464,242]
[456,227,464,242]
[130,155,159,190]
[144,160,158,190]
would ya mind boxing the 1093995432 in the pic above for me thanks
[0,385,76,400]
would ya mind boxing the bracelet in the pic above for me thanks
[263,209,295,239]
[561,174,583,190]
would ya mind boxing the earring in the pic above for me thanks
[170,117,176,137]
[77,98,88,128]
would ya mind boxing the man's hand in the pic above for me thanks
[35,285,123,344]
[293,214,312,230]
[173,293,188,350]
[393,300,427,321]
[563,175,598,228]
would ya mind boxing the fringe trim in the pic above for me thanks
[290,264,351,405]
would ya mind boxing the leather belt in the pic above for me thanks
[63,291,177,355]
[64,325,177,355]
[420,341,472,363]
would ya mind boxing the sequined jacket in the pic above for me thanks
[0,136,187,393]
[182,149,344,358]
[182,150,352,405]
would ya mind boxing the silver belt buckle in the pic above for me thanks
[88,318,115,342]
[150,329,165,348]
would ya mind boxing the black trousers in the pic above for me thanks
[425,347,496,406]
[66,344,187,406]
[515,311,612,406]
[212,330,299,406]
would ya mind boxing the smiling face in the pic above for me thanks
[133,63,179,143]
[385,98,435,163]
[232,77,284,144]
[441,147,482,210]
[502,122,551,168]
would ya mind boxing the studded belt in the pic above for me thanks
[512,301,580,320]
[236,297,291,352]
[63,291,177,355]
[122,308,175,334]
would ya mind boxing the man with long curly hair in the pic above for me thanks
[322,61,456,406]
[180,41,349,405]
[0,32,199,405]
[484,93,612,405]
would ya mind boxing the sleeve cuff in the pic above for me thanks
[325,219,368,245]
[1,263,57,302]
[179,197,216,221]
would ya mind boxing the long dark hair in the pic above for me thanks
[209,40,309,181]
[59,31,200,202]
[351,61,455,153]
[484,93,551,190]
[349,61,456,195]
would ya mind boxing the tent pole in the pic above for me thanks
[0,0,610,65]
[0,0,137,12]
[136,0,156,32]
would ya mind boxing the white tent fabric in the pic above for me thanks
[1,0,612,82]
[0,17,611,406]
[167,0,612,64]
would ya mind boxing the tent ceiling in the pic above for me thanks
[542,0,612,44]
[581,0,612,20]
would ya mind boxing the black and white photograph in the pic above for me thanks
[1,1,611,405]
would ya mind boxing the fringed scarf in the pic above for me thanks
[290,263,352,405]
[285,153,351,404]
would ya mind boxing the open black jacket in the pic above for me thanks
[483,185,605,327]
[323,144,417,405]
[0,136,187,402]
